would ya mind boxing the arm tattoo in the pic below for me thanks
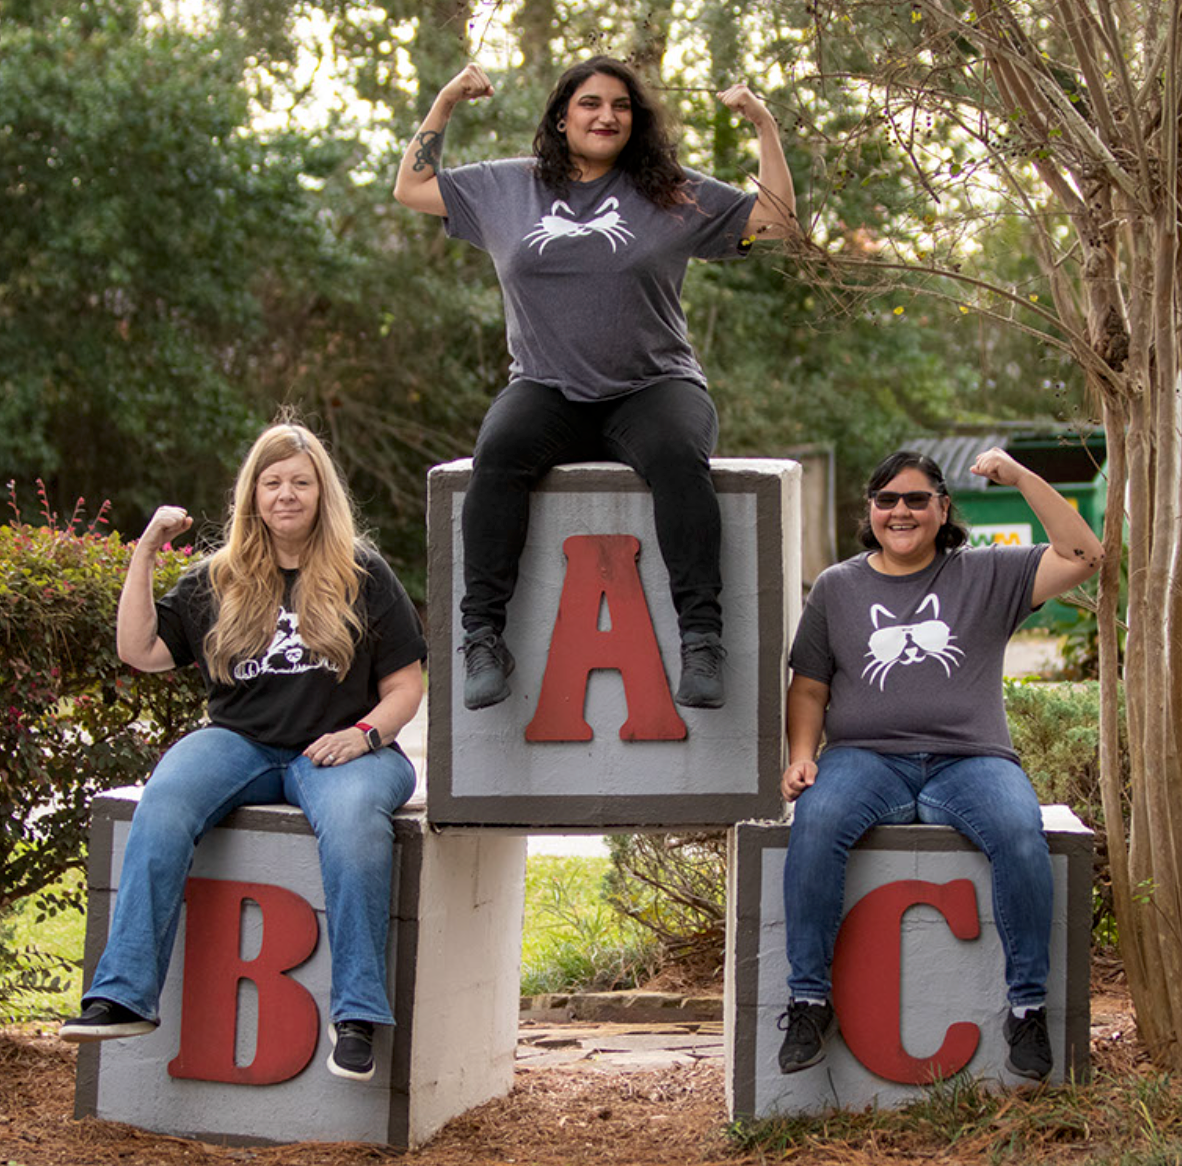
[412,128,445,175]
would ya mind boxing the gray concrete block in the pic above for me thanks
[726,806,1092,1117]
[75,788,526,1149]
[427,458,801,828]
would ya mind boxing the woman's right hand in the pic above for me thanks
[140,505,193,555]
[781,759,818,802]
[441,63,494,106]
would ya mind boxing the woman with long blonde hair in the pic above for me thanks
[60,422,427,1084]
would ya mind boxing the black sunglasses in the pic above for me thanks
[870,489,945,511]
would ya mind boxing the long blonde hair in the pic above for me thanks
[203,423,365,685]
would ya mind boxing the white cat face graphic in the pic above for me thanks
[523,197,635,253]
[861,593,964,691]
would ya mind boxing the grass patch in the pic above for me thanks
[2,868,86,1021]
[521,854,659,996]
[727,1068,1182,1163]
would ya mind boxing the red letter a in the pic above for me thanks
[832,878,981,1084]
[168,878,320,1085]
[525,534,687,742]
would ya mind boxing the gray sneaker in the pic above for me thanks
[675,631,726,708]
[460,628,515,710]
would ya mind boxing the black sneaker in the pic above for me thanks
[1004,1006,1052,1080]
[328,1020,375,1082]
[59,998,158,1043]
[777,1000,835,1073]
[460,628,515,710]
[675,631,726,708]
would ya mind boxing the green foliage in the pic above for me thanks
[603,832,727,979]
[1005,679,1125,938]
[0,482,206,917]
[0,15,289,530]
[520,855,660,995]
[0,916,78,1025]
[0,869,84,1022]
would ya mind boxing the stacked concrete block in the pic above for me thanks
[426,458,802,827]
[725,807,1093,1118]
[74,787,526,1149]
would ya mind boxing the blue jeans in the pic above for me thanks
[85,727,417,1026]
[782,748,1052,1008]
[461,378,722,637]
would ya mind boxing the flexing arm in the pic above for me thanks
[716,83,798,242]
[393,64,494,217]
[780,674,830,801]
[117,505,192,672]
[304,661,425,768]
[970,446,1104,607]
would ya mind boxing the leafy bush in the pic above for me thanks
[603,833,728,987]
[0,482,206,920]
[1004,678,1126,939]
[520,856,660,996]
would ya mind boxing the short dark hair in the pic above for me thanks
[532,56,686,207]
[857,449,970,553]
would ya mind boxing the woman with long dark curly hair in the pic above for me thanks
[395,56,798,712]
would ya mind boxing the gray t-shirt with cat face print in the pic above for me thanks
[789,545,1047,762]
[437,159,756,401]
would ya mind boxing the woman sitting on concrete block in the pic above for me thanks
[777,446,1103,1082]
[394,56,799,712]
[60,421,427,1084]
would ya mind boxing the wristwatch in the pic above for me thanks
[356,722,382,753]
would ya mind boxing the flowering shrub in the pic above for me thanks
[0,483,206,917]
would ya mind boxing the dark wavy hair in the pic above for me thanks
[857,450,970,553]
[532,57,686,208]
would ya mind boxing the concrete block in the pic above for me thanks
[726,806,1092,1117]
[74,788,526,1149]
[427,458,801,828]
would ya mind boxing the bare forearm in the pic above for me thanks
[394,96,454,202]
[365,664,425,745]
[116,547,167,669]
[748,115,797,240]
[786,681,827,763]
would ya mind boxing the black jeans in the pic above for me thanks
[461,378,722,638]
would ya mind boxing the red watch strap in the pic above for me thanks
[356,721,375,732]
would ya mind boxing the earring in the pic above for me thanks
[556,119,566,132]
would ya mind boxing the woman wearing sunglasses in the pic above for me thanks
[776,446,1103,1082]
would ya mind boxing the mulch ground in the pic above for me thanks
[0,954,1147,1166]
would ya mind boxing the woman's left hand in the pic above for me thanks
[305,727,367,768]
[716,83,774,127]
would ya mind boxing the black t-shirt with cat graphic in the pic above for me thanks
[154,546,427,750]
[789,546,1046,763]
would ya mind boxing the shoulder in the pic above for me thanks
[354,542,395,583]
[679,167,745,204]
[943,544,1045,573]
[165,559,213,601]
[444,158,535,186]
[815,553,873,588]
